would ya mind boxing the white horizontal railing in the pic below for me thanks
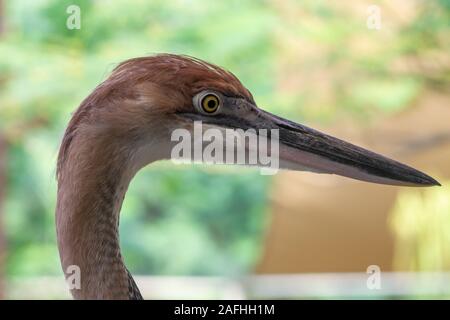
[6,272,450,299]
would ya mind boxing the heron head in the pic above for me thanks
[60,54,440,187]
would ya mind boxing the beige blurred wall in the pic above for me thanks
[257,91,450,273]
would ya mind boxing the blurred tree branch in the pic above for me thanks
[0,0,3,35]
[0,135,6,299]
[0,0,5,299]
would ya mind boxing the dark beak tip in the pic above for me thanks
[417,174,441,187]
[431,179,442,187]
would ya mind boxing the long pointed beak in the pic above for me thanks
[179,102,440,187]
[257,109,440,186]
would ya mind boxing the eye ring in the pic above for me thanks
[201,94,220,113]
[193,91,222,115]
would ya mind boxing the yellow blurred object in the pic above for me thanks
[390,182,450,271]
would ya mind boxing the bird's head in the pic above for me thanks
[58,54,439,187]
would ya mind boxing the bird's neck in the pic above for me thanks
[56,135,143,299]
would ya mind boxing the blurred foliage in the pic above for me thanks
[0,0,449,281]
[390,183,450,271]
[1,0,276,278]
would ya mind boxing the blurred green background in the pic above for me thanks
[0,0,449,299]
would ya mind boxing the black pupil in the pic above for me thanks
[207,99,216,109]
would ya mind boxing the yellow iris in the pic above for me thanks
[201,94,220,113]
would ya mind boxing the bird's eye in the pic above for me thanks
[200,94,220,114]
[193,91,222,115]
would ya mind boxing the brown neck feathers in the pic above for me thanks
[56,130,142,299]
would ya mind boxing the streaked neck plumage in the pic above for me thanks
[56,127,145,299]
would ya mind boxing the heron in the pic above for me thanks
[56,54,439,300]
